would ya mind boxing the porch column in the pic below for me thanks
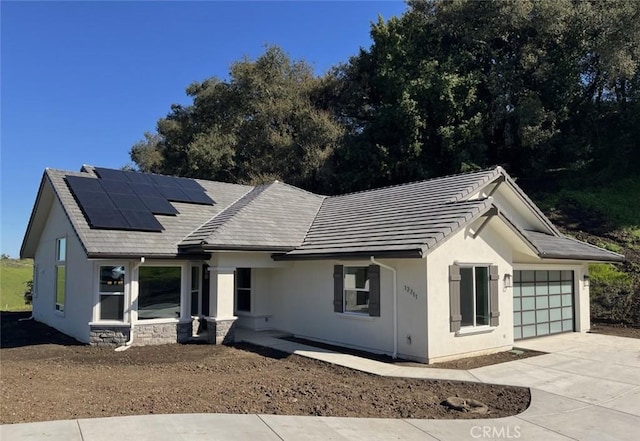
[205,267,237,344]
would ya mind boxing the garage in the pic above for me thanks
[513,270,574,340]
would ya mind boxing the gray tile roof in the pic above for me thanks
[525,230,624,262]
[281,169,502,259]
[45,168,252,257]
[24,165,624,263]
[180,182,324,250]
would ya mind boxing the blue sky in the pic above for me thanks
[1,0,407,258]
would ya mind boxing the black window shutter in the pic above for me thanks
[489,265,500,326]
[449,265,462,332]
[333,265,344,313]
[368,264,381,317]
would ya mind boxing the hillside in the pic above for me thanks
[524,173,640,327]
[0,259,33,311]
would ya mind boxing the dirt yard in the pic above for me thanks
[589,322,640,339]
[0,312,531,424]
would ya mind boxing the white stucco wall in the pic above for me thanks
[426,221,514,363]
[235,268,274,330]
[32,199,92,343]
[267,258,429,362]
[208,252,285,331]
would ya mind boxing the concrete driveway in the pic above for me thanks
[2,332,639,441]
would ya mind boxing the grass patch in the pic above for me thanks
[0,259,33,311]
[589,263,638,325]
[589,263,632,285]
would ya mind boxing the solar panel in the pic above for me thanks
[94,167,128,182]
[82,206,130,229]
[120,210,163,232]
[139,195,179,215]
[150,174,179,188]
[100,179,133,195]
[71,190,117,209]
[109,193,146,212]
[157,185,191,203]
[66,175,104,193]
[174,176,205,191]
[182,188,215,205]
[132,183,163,198]
[66,167,216,232]
[124,171,154,185]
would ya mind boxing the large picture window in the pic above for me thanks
[344,266,370,314]
[138,266,181,320]
[99,265,125,320]
[235,268,251,312]
[55,238,66,312]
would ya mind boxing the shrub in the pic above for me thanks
[589,264,639,325]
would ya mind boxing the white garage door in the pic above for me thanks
[513,270,574,340]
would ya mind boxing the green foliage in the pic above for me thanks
[590,264,631,285]
[542,177,640,230]
[589,263,638,325]
[131,46,344,192]
[0,259,33,311]
[131,1,639,196]
[331,0,640,185]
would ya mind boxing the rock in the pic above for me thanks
[442,397,489,414]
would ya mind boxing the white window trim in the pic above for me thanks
[33,264,39,299]
[234,268,252,314]
[342,265,370,316]
[190,264,202,317]
[336,312,376,321]
[54,237,66,315]
[135,262,188,322]
[94,262,129,323]
[460,264,491,329]
[455,325,493,336]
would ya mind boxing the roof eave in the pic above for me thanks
[538,252,625,263]
[86,251,212,260]
[272,248,425,261]
[182,244,296,253]
[20,172,50,259]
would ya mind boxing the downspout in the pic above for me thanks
[371,256,398,359]
[115,257,145,352]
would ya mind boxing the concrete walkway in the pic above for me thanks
[3,332,639,440]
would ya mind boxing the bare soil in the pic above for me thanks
[0,312,530,424]
[284,336,545,369]
[589,322,640,339]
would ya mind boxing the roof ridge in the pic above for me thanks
[329,166,502,199]
[271,180,326,199]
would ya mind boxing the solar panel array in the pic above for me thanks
[65,167,215,232]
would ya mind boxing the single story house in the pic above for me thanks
[20,165,623,363]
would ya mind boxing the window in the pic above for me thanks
[99,265,125,320]
[138,266,181,319]
[235,268,251,312]
[449,264,499,332]
[55,238,66,312]
[190,265,200,316]
[344,266,370,314]
[333,265,380,317]
[460,267,490,327]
